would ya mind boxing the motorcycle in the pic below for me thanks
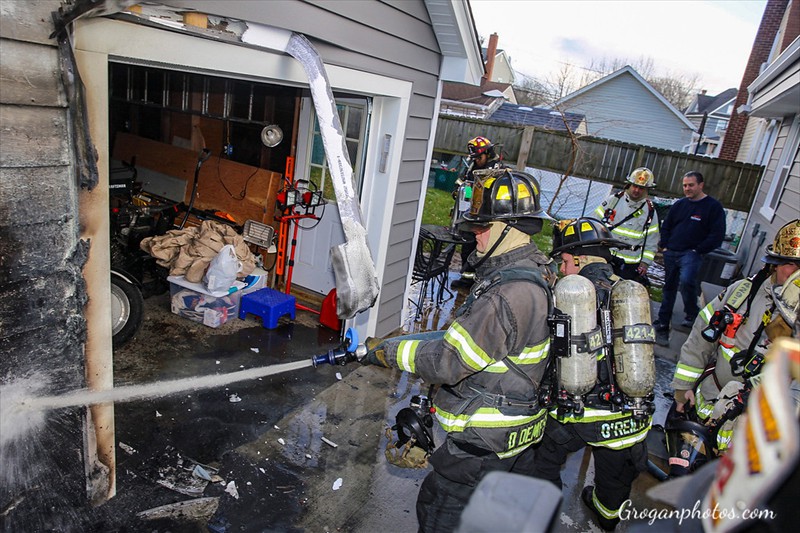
[107,150,244,347]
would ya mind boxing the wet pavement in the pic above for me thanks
[9,259,701,532]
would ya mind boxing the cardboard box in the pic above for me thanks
[168,275,242,328]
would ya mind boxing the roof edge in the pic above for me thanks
[552,65,697,131]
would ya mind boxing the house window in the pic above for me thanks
[307,101,368,201]
[759,114,800,221]
[755,119,779,166]
[716,119,728,132]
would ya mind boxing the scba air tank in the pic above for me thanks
[611,280,656,408]
[554,274,598,396]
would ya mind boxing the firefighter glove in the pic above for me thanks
[674,389,695,412]
[360,337,390,368]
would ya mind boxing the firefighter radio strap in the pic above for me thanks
[702,268,772,381]
[601,191,655,264]
[602,190,655,232]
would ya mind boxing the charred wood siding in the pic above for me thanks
[0,0,88,525]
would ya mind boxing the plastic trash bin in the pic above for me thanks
[698,248,741,287]
[433,168,459,191]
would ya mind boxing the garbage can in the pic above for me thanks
[698,248,741,287]
[433,168,458,192]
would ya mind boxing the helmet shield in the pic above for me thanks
[762,219,800,265]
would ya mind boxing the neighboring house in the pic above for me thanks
[720,0,799,163]
[549,65,697,152]
[489,102,587,134]
[683,88,737,157]
[0,0,483,510]
[737,36,800,275]
[439,32,517,118]
[482,32,515,84]
[439,79,514,118]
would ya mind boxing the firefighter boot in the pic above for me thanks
[581,486,619,531]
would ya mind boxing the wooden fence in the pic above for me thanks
[434,116,764,212]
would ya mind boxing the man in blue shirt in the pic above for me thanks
[655,171,725,346]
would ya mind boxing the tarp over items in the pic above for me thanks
[140,220,256,284]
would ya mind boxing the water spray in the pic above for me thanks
[0,328,366,427]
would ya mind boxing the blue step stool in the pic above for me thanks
[238,288,296,329]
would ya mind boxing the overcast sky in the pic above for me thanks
[469,0,768,95]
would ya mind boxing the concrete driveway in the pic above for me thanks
[51,270,691,532]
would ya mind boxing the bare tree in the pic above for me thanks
[513,73,550,107]
[547,63,580,102]
[648,69,702,112]
[523,55,701,111]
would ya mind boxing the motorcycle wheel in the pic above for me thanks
[111,272,144,348]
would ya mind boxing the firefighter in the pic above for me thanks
[361,169,556,533]
[451,136,506,289]
[671,219,800,453]
[594,167,659,285]
[531,217,653,532]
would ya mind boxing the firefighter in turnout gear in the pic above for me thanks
[594,167,659,285]
[361,169,556,533]
[671,219,800,455]
[451,136,506,289]
[531,217,654,532]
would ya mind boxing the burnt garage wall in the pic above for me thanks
[0,0,89,527]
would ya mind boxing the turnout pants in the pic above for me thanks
[530,418,647,520]
[416,438,536,533]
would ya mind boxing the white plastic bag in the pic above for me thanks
[204,244,242,293]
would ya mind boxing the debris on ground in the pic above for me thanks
[118,442,137,455]
[224,481,239,499]
[136,497,220,522]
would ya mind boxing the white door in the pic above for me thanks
[291,96,370,295]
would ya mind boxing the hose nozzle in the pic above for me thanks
[311,328,361,367]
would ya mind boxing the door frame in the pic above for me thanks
[75,17,413,339]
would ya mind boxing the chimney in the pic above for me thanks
[701,89,707,95]
[483,33,498,82]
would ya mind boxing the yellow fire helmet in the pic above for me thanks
[763,219,800,265]
[626,167,656,188]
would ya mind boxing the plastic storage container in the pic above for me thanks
[168,275,242,328]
